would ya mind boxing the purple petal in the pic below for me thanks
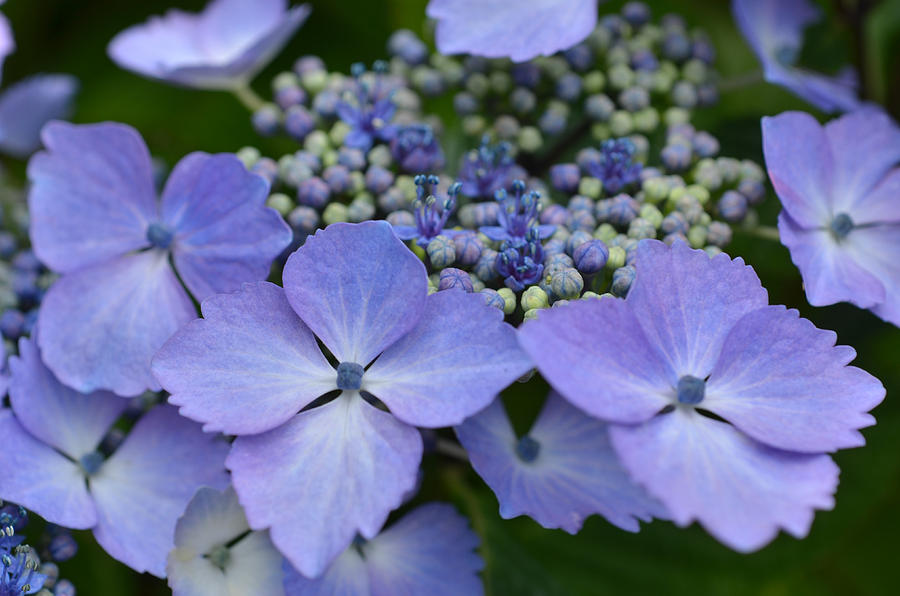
[766,64,863,114]
[844,224,900,326]
[852,168,900,226]
[365,503,483,596]
[283,550,370,595]
[227,392,423,578]
[108,0,310,90]
[0,74,79,158]
[154,282,336,436]
[478,226,510,242]
[778,211,885,308]
[456,394,664,534]
[282,221,427,365]
[37,251,196,396]
[704,305,884,452]
[627,240,769,380]
[90,405,229,577]
[518,298,671,424]
[0,12,14,85]
[610,409,838,552]
[0,409,97,529]
[824,109,900,216]
[391,225,419,241]
[160,152,292,301]
[167,487,284,596]
[8,337,126,460]
[27,121,156,272]
[761,111,833,228]
[427,0,598,62]
[365,289,532,428]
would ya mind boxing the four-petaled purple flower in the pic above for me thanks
[28,121,292,396]
[152,221,532,578]
[732,0,863,113]
[393,175,462,246]
[456,392,665,533]
[0,338,229,577]
[167,486,285,595]
[480,179,556,242]
[108,0,310,90]
[390,123,445,173]
[283,503,484,594]
[763,109,900,326]
[519,240,884,552]
[427,0,601,62]
[336,62,398,151]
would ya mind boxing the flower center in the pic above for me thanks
[79,450,105,476]
[830,212,854,240]
[207,544,230,571]
[774,45,799,66]
[515,435,541,463]
[146,222,174,249]
[676,375,706,405]
[336,361,365,391]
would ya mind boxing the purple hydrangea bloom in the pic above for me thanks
[480,180,555,243]
[496,230,545,291]
[427,0,600,62]
[456,392,665,533]
[584,138,643,195]
[519,240,885,552]
[28,121,291,396]
[732,0,863,113]
[336,63,398,151]
[393,175,462,247]
[458,138,516,199]
[167,486,285,596]
[0,549,46,595]
[390,124,445,174]
[108,0,310,90]
[763,110,900,326]
[282,503,483,595]
[152,221,531,578]
[0,74,78,158]
[0,338,229,577]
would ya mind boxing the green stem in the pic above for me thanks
[718,70,764,93]
[435,438,470,462]
[232,84,266,112]
[742,225,781,242]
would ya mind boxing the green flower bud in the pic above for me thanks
[368,145,392,168]
[593,223,617,243]
[304,130,330,155]
[490,71,512,94]
[639,204,664,228]
[682,59,708,85]
[266,193,293,216]
[322,202,349,225]
[642,178,669,203]
[348,194,375,222]
[606,245,626,270]
[466,72,490,97]
[582,291,602,300]
[523,308,541,321]
[591,123,611,141]
[301,70,328,93]
[329,121,350,146]
[517,126,543,153]
[236,146,261,168]
[521,285,550,310]
[583,71,606,93]
[609,111,634,137]
[469,274,486,293]
[664,107,691,126]
[427,235,456,269]
[687,224,708,248]
[497,287,517,315]
[608,64,635,90]
[685,184,710,204]
[578,177,603,199]
[321,149,339,168]
[633,107,659,133]
[628,217,657,240]
[463,115,486,136]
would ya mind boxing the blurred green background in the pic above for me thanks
[3,0,900,594]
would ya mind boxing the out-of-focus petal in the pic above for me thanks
[0,74,79,158]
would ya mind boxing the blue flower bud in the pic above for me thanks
[585,94,615,121]
[275,85,306,110]
[718,190,748,222]
[692,131,719,158]
[565,208,596,233]
[452,233,483,266]
[386,209,415,228]
[347,196,376,222]
[474,248,499,281]
[707,221,732,247]
[661,211,689,236]
[610,265,636,297]
[480,288,506,311]
[540,204,569,226]
[550,267,584,300]
[427,235,456,269]
[545,252,575,271]
[251,104,281,137]
[573,239,609,274]
[628,217,657,240]
[661,144,692,172]
[556,73,583,102]
[550,164,580,193]
[250,157,278,186]
[378,187,406,212]
[48,531,77,562]
[365,166,394,194]
[40,561,59,587]
[738,178,766,206]
[563,43,594,71]
[568,195,595,213]
[297,177,330,208]
[438,268,474,292]
[662,32,692,62]
[539,108,568,136]
[293,55,325,76]
[288,206,319,233]
[511,62,541,88]
[623,2,652,26]
[453,92,479,115]
[565,230,593,254]
[510,87,537,114]
[387,29,428,65]
[619,86,650,112]
[0,309,25,339]
[312,89,340,117]
[323,165,352,194]
[54,579,76,596]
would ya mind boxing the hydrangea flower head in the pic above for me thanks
[480,179,556,242]
[0,546,46,596]
[0,338,229,577]
[456,392,665,533]
[393,175,462,246]
[585,138,643,195]
[28,121,292,396]
[336,62,397,151]
[108,0,310,90]
[282,503,483,595]
[763,109,900,325]
[732,0,862,113]
[519,240,884,551]
[167,486,284,596]
[427,0,601,62]
[153,221,532,577]
[458,137,516,199]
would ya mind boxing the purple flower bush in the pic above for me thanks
[0,1,895,593]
